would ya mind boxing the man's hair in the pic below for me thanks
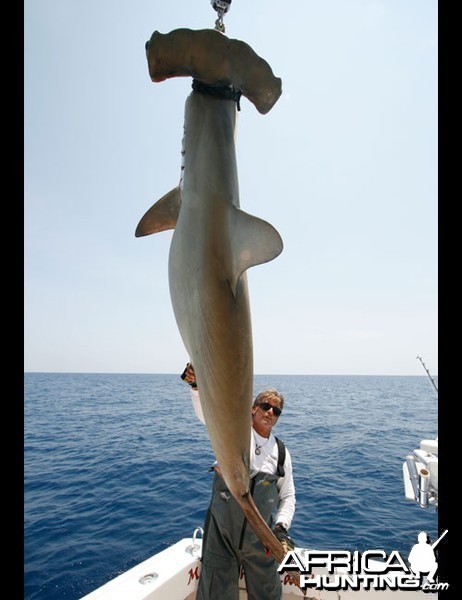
[253,388,285,410]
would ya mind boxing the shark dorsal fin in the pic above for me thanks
[135,186,181,237]
[229,207,283,297]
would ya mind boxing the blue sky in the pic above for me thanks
[24,0,437,375]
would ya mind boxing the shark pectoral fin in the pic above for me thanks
[229,208,284,296]
[135,186,181,237]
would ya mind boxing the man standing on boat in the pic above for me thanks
[181,363,296,600]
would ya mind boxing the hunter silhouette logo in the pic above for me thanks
[408,529,447,583]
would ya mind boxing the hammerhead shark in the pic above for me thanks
[136,28,290,567]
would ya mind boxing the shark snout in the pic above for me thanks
[145,40,150,52]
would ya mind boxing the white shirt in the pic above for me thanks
[190,388,296,529]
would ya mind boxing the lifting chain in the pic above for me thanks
[211,0,232,33]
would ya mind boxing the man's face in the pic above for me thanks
[252,397,282,437]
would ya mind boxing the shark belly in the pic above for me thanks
[168,94,253,495]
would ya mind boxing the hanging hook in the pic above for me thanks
[211,0,232,33]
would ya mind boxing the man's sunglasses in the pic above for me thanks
[257,402,282,417]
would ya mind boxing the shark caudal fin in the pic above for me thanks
[135,186,181,237]
[236,492,301,589]
[228,207,283,297]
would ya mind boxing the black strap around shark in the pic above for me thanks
[192,79,242,110]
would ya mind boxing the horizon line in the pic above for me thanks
[24,370,437,377]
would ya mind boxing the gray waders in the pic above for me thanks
[196,470,283,600]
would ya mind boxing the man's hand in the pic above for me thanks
[273,524,295,553]
[180,362,197,389]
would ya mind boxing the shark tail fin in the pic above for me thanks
[135,186,181,237]
[229,207,283,296]
[236,492,301,588]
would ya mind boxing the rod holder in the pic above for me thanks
[418,468,430,508]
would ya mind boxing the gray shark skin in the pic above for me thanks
[136,29,299,571]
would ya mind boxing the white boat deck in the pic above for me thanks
[80,535,439,600]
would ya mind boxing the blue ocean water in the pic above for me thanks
[24,373,438,599]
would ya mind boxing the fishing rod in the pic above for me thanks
[416,356,438,399]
